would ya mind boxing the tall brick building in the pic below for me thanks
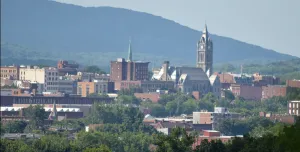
[110,41,149,81]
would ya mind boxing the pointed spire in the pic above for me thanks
[127,38,132,62]
[203,22,208,34]
[49,100,58,120]
[53,100,57,117]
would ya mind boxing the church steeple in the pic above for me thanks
[203,23,208,34]
[127,38,132,62]
[48,100,58,120]
[197,24,213,77]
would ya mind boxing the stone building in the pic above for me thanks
[209,74,221,99]
[152,61,212,95]
[197,24,213,77]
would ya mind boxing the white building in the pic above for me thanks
[288,101,300,116]
[19,66,59,93]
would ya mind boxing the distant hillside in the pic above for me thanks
[1,0,298,67]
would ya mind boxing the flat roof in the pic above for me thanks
[203,130,220,132]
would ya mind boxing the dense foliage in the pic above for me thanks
[84,65,106,74]
[214,117,274,136]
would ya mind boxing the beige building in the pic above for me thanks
[19,66,59,93]
[0,65,20,80]
[77,80,114,97]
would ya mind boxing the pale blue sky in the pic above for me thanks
[56,0,300,57]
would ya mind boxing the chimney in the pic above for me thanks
[162,61,169,81]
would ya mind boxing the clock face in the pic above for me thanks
[201,45,204,49]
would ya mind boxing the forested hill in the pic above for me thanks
[1,0,297,66]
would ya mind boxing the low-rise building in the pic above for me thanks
[286,80,300,88]
[77,80,114,97]
[262,85,287,99]
[114,80,175,93]
[192,130,240,149]
[253,73,280,86]
[288,101,300,116]
[134,92,161,103]
[230,84,262,100]
[193,107,240,129]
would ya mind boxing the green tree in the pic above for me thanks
[0,139,35,152]
[0,124,5,136]
[182,99,197,114]
[32,135,70,152]
[84,65,106,74]
[223,90,235,101]
[4,121,27,133]
[194,139,226,152]
[117,95,141,105]
[84,145,112,152]
[23,105,48,132]
[154,127,195,152]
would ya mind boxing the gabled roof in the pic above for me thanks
[209,74,219,85]
[176,67,209,81]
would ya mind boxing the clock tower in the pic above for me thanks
[197,24,213,76]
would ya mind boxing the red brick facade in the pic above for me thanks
[286,80,300,88]
[231,84,262,100]
[110,58,149,81]
[262,85,287,99]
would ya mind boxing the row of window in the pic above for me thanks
[1,70,17,73]
[47,82,58,85]
[0,74,16,77]
[48,72,58,76]
[46,87,59,91]
[47,77,58,81]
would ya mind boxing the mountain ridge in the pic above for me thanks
[1,0,298,66]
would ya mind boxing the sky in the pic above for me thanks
[55,0,300,57]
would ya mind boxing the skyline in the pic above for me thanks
[55,0,300,57]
